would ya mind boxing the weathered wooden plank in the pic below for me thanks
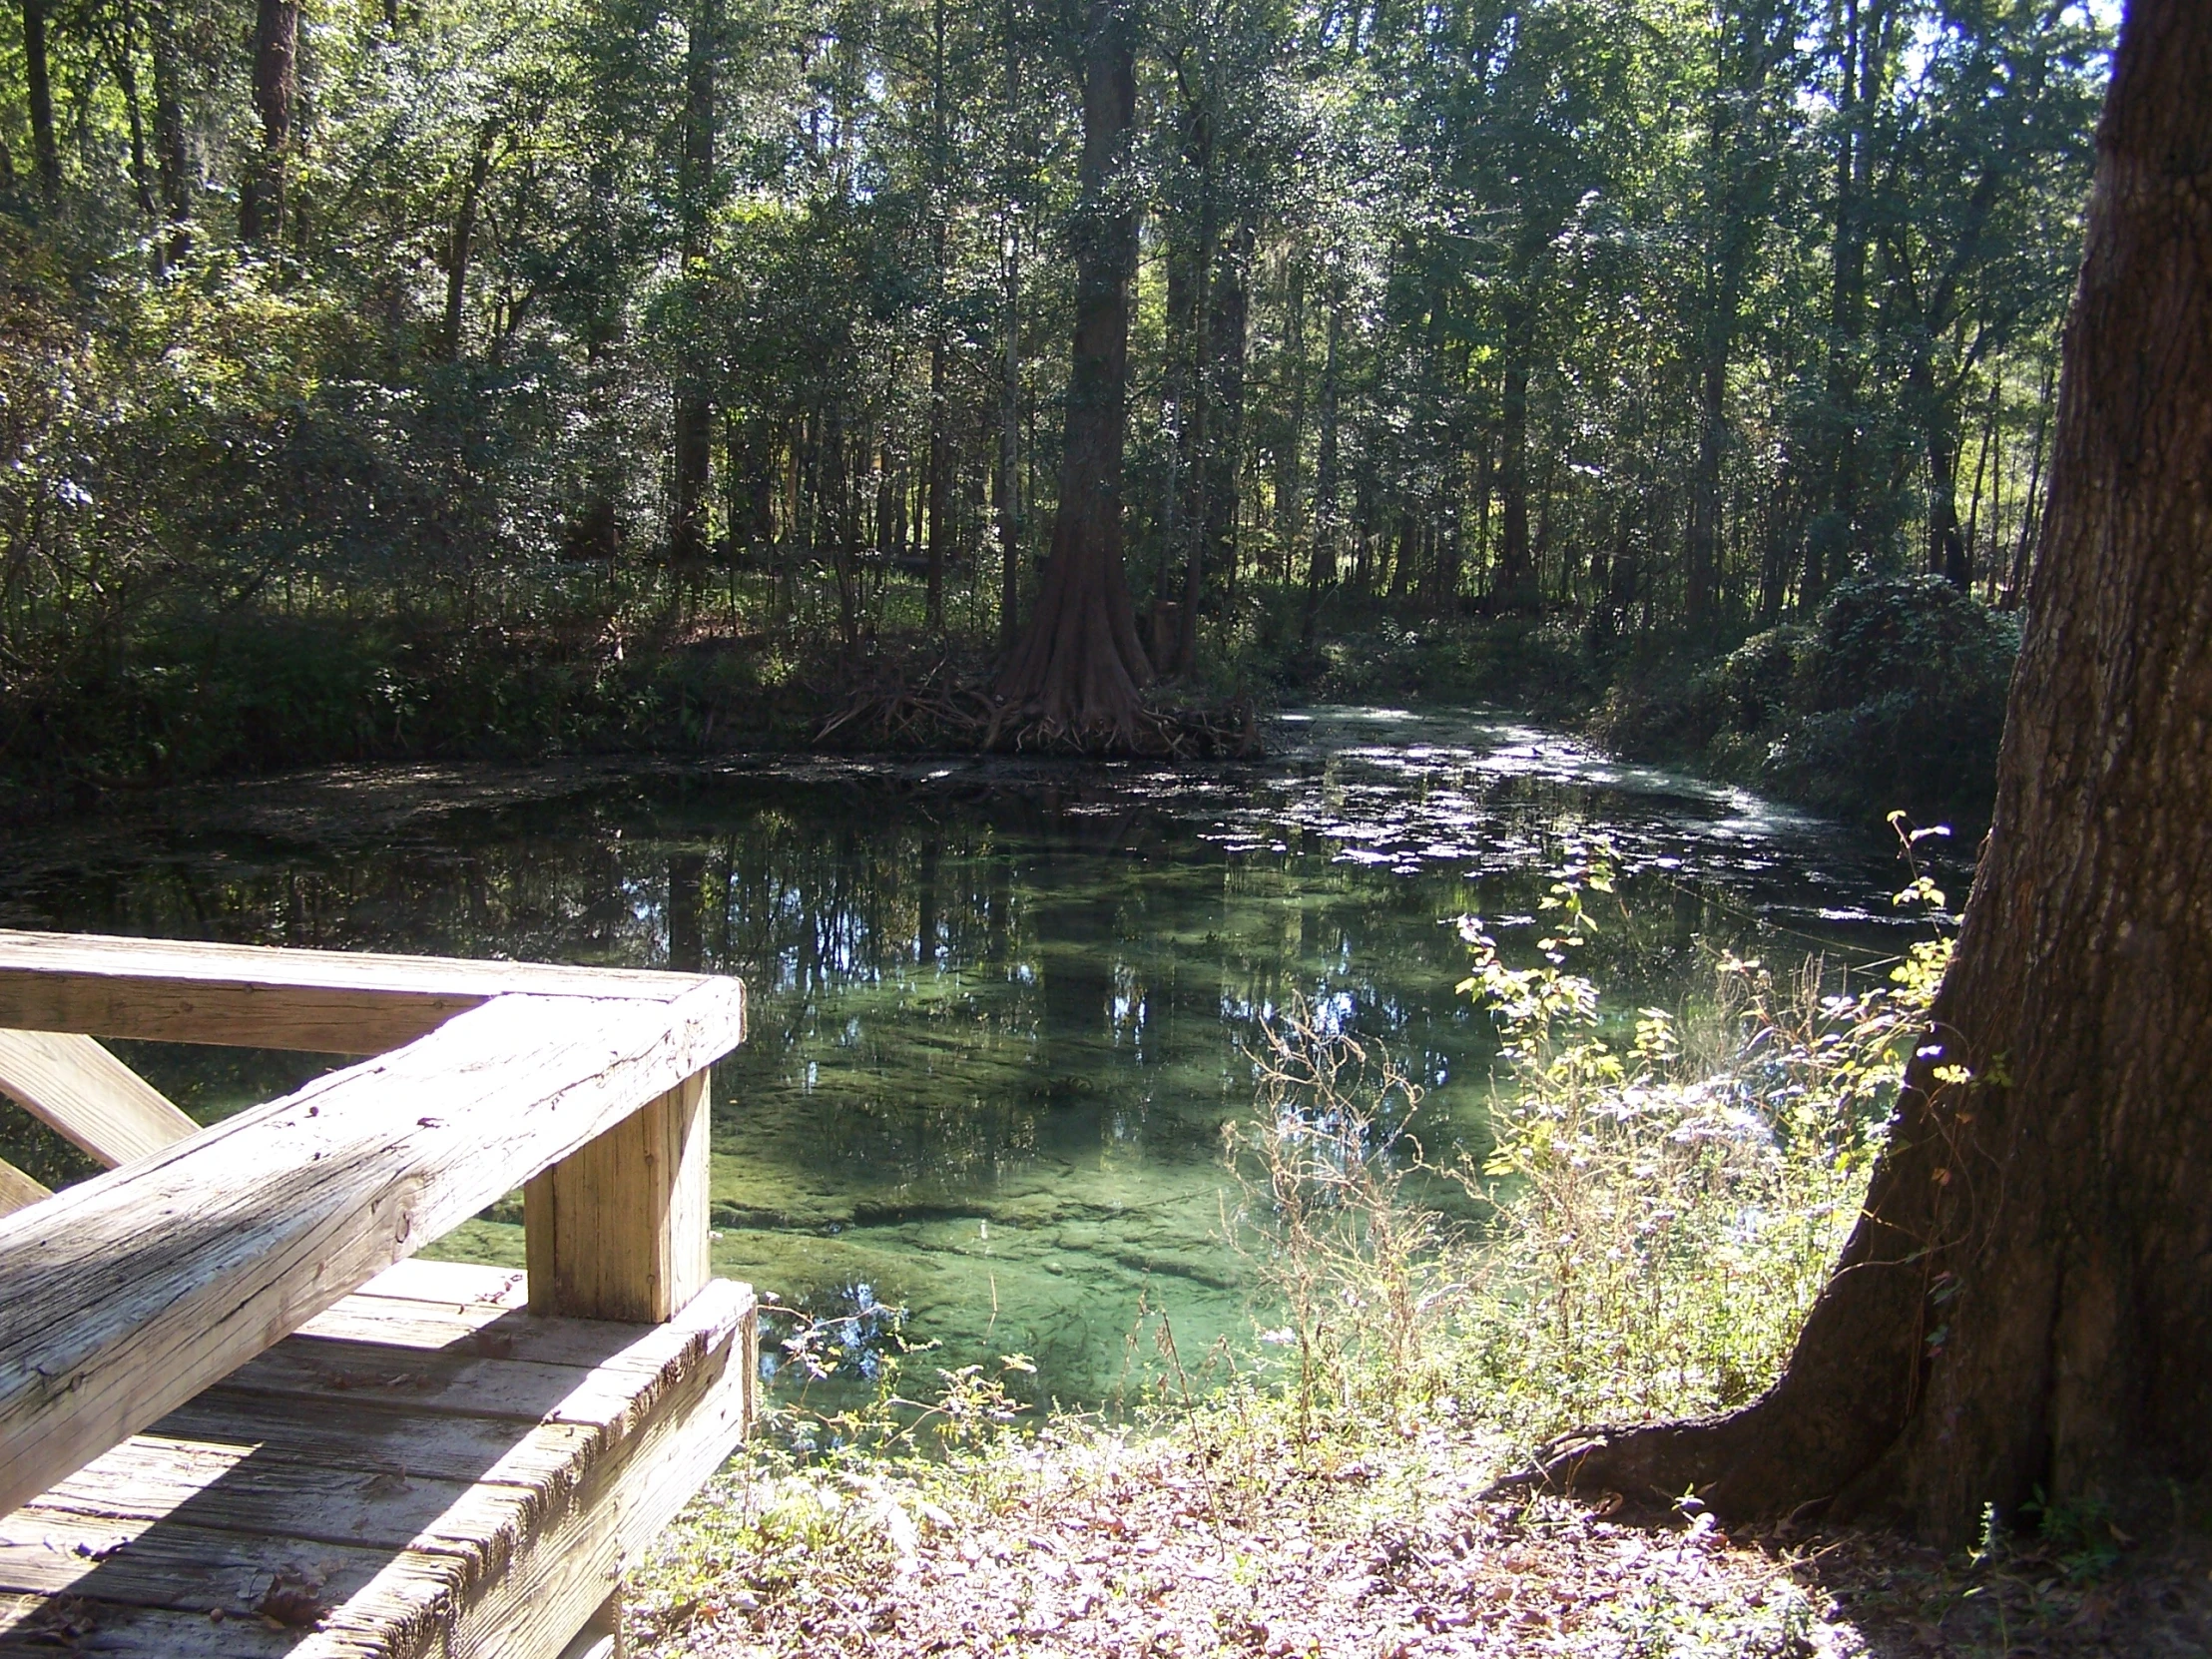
[442,1307,751,1659]
[229,1284,753,1432]
[0,929,727,1053]
[39,1436,509,1558]
[36,1283,752,1565]
[0,1160,48,1219]
[0,1503,448,1626]
[0,1590,301,1654]
[0,1029,199,1166]
[355,1259,529,1311]
[526,1071,711,1324]
[0,981,746,1519]
[150,1395,598,1494]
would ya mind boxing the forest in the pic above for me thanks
[0,0,2111,810]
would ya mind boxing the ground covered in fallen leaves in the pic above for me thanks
[628,1413,2212,1658]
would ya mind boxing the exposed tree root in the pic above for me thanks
[813,659,1260,759]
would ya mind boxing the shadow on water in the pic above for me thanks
[0,707,1943,1407]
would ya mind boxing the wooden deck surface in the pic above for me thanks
[0,1260,756,1657]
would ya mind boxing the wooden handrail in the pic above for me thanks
[0,976,746,1519]
[0,929,717,1052]
[0,1029,200,1165]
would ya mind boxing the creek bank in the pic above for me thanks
[628,1411,2212,1657]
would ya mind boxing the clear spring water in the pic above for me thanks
[0,707,1938,1407]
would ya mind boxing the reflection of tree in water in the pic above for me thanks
[0,772,1516,1185]
[0,738,1898,1402]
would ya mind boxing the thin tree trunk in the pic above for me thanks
[994,0,1150,735]
[1303,294,1342,641]
[670,0,718,572]
[2003,356,2056,609]
[1174,117,1217,677]
[150,0,190,259]
[1204,219,1252,611]
[1532,0,2212,1545]
[1498,340,1533,608]
[24,0,59,199]
[111,4,158,223]
[1276,256,1306,585]
[999,213,1023,650]
[240,0,298,243]
[925,0,948,633]
[443,123,494,361]
[1914,344,1970,587]
[1963,376,1999,596]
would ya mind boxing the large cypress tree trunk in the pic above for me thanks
[995,0,1152,737]
[1536,0,2212,1545]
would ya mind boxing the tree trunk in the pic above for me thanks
[1913,342,1970,588]
[925,0,949,633]
[999,214,1023,650]
[669,0,718,572]
[1173,116,1217,678]
[1533,0,2212,1546]
[2003,358,2056,609]
[150,0,191,259]
[1497,342,1533,609]
[994,0,1152,737]
[24,0,59,199]
[1303,294,1342,641]
[927,336,949,628]
[240,0,297,243]
[443,123,495,361]
[1807,0,1889,607]
[111,5,159,223]
[1203,219,1252,609]
[1276,256,1306,585]
[1686,345,1725,623]
[997,0,1024,652]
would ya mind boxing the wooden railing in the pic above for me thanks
[0,929,748,1526]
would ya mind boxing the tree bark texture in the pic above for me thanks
[240,0,297,243]
[1497,344,1532,606]
[150,0,191,256]
[995,0,1152,735]
[1303,294,1342,641]
[997,0,1024,651]
[24,0,59,199]
[1535,0,2212,1545]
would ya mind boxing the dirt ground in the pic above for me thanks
[630,1425,2212,1658]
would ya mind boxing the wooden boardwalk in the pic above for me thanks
[0,931,757,1658]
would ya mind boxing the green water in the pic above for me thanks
[0,708,1928,1405]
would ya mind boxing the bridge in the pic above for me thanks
[0,929,755,1657]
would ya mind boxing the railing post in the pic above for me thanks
[525,1067,712,1323]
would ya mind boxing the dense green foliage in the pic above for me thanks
[0,0,2106,808]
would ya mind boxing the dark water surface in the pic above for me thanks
[0,708,1931,1404]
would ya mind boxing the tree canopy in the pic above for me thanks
[0,0,2110,768]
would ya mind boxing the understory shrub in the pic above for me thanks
[1596,576,2017,825]
[1208,843,1947,1458]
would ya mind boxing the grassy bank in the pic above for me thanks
[0,572,2014,831]
[608,867,2212,1657]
